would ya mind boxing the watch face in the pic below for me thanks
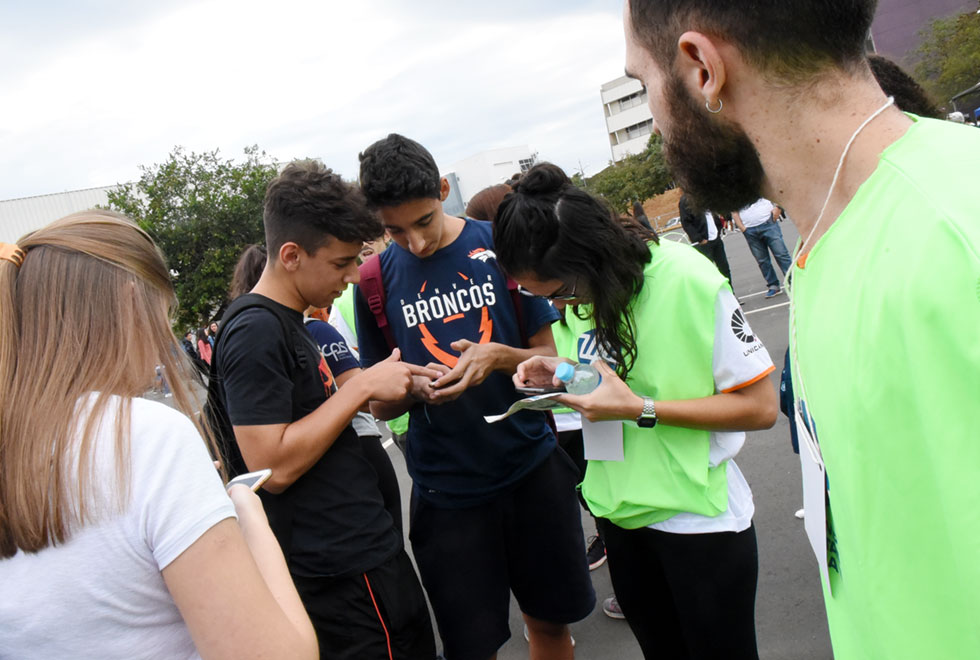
[637,416,657,428]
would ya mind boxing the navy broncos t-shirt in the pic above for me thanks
[355,219,558,507]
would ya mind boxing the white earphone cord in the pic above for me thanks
[788,96,895,418]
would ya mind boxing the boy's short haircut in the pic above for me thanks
[358,134,442,209]
[628,0,876,83]
[264,159,383,259]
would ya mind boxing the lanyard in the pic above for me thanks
[786,96,895,439]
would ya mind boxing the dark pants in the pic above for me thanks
[410,448,596,660]
[743,220,792,290]
[598,520,760,660]
[292,549,436,660]
[694,238,733,288]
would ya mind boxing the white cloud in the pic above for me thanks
[0,0,627,199]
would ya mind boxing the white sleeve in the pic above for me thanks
[713,288,775,392]
[328,306,360,358]
[130,401,237,570]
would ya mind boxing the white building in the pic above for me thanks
[0,185,121,243]
[443,145,536,211]
[601,75,654,162]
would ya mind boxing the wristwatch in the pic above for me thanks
[636,396,657,428]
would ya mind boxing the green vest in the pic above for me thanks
[336,287,410,436]
[551,309,591,415]
[580,240,730,529]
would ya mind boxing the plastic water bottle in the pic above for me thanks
[555,362,601,395]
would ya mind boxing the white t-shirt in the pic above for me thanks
[738,198,776,228]
[0,396,237,660]
[648,288,773,534]
[705,211,718,241]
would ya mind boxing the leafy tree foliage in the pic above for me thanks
[574,135,671,213]
[913,10,980,109]
[107,146,278,331]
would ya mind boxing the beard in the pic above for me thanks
[660,74,766,215]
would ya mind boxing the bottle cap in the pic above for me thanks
[555,362,575,383]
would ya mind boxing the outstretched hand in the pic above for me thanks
[513,355,572,390]
[362,349,443,402]
[554,360,642,423]
[430,339,499,400]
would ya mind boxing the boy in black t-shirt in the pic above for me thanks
[211,160,439,660]
[354,135,595,660]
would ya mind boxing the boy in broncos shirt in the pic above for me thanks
[211,160,439,660]
[354,135,595,660]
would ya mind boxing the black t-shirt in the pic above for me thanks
[215,295,399,577]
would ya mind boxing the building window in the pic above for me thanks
[625,119,653,141]
[518,157,535,173]
[619,91,645,111]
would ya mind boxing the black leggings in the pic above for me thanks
[598,519,759,660]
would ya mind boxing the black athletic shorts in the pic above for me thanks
[292,548,436,660]
[409,447,596,660]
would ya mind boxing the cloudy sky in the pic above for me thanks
[0,0,629,201]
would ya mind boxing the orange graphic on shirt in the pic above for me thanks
[417,273,493,367]
[318,355,335,396]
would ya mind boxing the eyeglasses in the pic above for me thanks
[518,281,579,301]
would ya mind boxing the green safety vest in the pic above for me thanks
[580,240,730,529]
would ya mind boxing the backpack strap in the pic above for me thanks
[358,254,397,352]
[206,293,308,563]
[506,276,528,348]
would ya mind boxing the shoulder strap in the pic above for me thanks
[506,277,528,348]
[358,254,397,352]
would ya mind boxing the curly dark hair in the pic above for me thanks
[628,0,876,84]
[358,134,442,208]
[868,55,941,119]
[494,163,657,378]
[263,159,382,260]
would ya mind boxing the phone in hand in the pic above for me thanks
[226,469,272,492]
[515,385,565,395]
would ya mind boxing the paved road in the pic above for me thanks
[152,220,835,659]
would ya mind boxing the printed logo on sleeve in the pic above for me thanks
[730,308,756,343]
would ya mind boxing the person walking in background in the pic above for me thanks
[679,192,732,287]
[732,198,791,298]
[0,210,316,659]
[621,1,980,657]
[196,327,212,365]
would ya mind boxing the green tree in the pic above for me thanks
[107,146,278,331]
[913,11,980,107]
[575,135,671,213]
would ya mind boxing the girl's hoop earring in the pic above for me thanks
[705,98,723,114]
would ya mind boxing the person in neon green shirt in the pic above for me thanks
[619,1,980,657]
[496,163,779,659]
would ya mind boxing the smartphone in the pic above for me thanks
[516,385,565,395]
[226,468,272,492]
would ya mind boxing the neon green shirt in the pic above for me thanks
[790,116,980,658]
[581,241,730,528]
